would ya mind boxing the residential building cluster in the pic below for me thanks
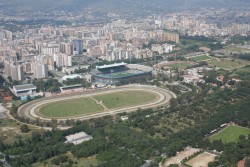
[0,8,249,82]
[154,9,250,36]
[0,20,180,81]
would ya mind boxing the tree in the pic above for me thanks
[43,161,48,167]
[27,95,32,101]
[4,154,9,163]
[11,103,18,113]
[167,164,178,167]
[169,98,178,112]
[20,124,30,133]
[51,155,68,165]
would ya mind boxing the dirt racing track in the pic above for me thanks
[18,85,176,121]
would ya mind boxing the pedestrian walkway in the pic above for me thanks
[90,97,108,110]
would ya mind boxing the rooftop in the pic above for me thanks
[62,74,82,81]
[65,132,93,145]
[13,84,37,91]
[96,62,127,70]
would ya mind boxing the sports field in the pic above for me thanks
[98,69,144,78]
[209,59,250,70]
[191,55,212,61]
[209,125,250,143]
[186,152,217,167]
[236,66,250,75]
[39,90,157,118]
[167,62,191,69]
[164,148,200,167]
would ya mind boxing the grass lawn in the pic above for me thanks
[166,62,191,69]
[191,55,212,61]
[180,39,213,48]
[236,65,250,75]
[39,98,104,118]
[209,125,250,143]
[209,59,250,70]
[0,119,42,144]
[94,90,156,109]
[225,45,250,52]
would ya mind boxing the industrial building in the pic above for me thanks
[62,74,83,81]
[12,84,37,100]
[65,132,93,145]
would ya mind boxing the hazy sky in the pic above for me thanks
[0,0,248,12]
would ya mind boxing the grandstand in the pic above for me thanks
[90,62,152,84]
[60,84,84,93]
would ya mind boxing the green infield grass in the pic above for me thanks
[39,90,157,118]
[39,98,104,118]
[93,90,157,109]
[191,55,212,61]
[209,125,250,143]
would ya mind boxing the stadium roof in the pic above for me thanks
[60,84,82,89]
[62,74,82,81]
[13,84,37,91]
[65,132,93,145]
[96,62,127,70]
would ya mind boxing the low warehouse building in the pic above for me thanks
[65,132,93,145]
[12,84,37,100]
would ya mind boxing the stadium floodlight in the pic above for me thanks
[111,69,114,83]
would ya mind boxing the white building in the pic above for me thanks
[0,32,5,40]
[53,54,72,67]
[162,44,174,53]
[10,64,24,81]
[33,63,48,79]
[151,44,163,54]
[151,44,174,54]
[65,132,92,145]
[41,44,59,55]
[62,74,82,81]
[5,30,12,39]
[12,84,37,97]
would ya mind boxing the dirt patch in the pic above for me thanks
[186,152,217,167]
[164,148,200,166]
[1,127,19,133]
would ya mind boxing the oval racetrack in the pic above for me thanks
[18,85,176,121]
